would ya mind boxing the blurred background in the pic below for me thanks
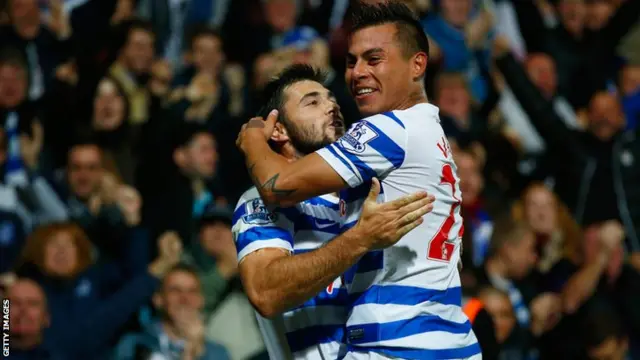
[0,0,639,359]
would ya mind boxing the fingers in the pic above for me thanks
[366,178,381,202]
[385,190,430,210]
[396,194,435,217]
[397,201,433,227]
[395,216,424,239]
[266,109,279,127]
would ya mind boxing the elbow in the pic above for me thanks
[262,196,297,208]
[246,288,281,318]
[259,189,298,208]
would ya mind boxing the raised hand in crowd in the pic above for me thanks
[46,0,71,39]
[148,231,183,279]
[465,9,494,50]
[149,59,173,98]
[116,185,142,227]
[598,220,625,255]
[110,0,134,25]
[19,120,44,170]
[88,172,120,215]
[55,60,78,86]
[224,64,246,116]
[530,292,562,336]
[176,308,207,360]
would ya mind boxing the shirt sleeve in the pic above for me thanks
[316,111,407,188]
[232,189,294,262]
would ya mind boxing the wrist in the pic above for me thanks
[341,226,371,258]
[148,259,172,278]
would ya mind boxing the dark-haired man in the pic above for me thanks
[233,64,434,359]
[237,2,480,358]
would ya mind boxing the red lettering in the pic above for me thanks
[427,164,462,262]
[436,136,451,159]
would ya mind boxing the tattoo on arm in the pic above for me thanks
[248,163,297,199]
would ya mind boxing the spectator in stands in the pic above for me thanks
[476,216,562,358]
[52,142,140,263]
[12,223,182,359]
[114,263,230,360]
[253,24,359,124]
[455,146,492,268]
[422,0,494,102]
[496,43,640,257]
[182,205,237,315]
[88,77,138,185]
[170,26,237,129]
[543,0,640,108]
[584,310,631,360]
[108,19,155,125]
[0,0,72,100]
[542,221,640,358]
[7,278,63,359]
[512,183,582,273]
[620,64,640,130]
[0,47,39,184]
[498,51,579,156]
[142,123,219,243]
[136,0,232,68]
[464,286,516,360]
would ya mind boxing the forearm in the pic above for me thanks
[244,141,298,206]
[495,52,577,152]
[562,254,607,313]
[249,228,368,317]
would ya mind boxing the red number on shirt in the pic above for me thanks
[427,164,464,262]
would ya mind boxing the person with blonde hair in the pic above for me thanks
[511,182,582,272]
[13,222,183,358]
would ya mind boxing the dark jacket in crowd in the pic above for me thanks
[497,52,640,254]
[15,234,158,360]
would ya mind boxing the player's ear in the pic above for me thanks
[412,52,428,80]
[270,122,290,143]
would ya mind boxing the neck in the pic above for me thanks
[192,178,205,195]
[279,142,302,161]
[486,255,509,278]
[397,88,429,111]
[12,334,42,350]
[162,321,183,341]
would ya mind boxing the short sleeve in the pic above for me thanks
[316,112,407,188]
[232,189,294,261]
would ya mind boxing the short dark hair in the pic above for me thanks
[488,214,532,255]
[163,263,201,288]
[186,25,222,52]
[258,64,327,122]
[584,309,626,349]
[0,47,27,71]
[349,1,430,59]
[173,122,212,150]
[114,18,155,52]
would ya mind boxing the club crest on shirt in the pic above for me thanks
[339,122,378,153]
[242,198,277,225]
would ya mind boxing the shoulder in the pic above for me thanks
[340,113,408,152]
[360,111,407,131]
[114,332,158,357]
[203,341,231,360]
[232,187,280,229]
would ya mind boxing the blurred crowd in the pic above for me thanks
[0,0,639,359]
